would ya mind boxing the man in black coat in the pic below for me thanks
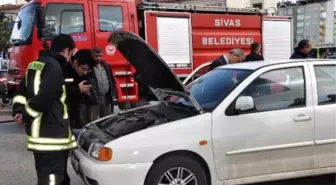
[208,48,245,72]
[290,39,312,59]
[245,42,264,62]
[63,49,95,134]
[86,47,116,122]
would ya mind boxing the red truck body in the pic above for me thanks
[7,0,292,106]
[144,11,262,76]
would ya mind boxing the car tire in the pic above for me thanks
[145,155,208,185]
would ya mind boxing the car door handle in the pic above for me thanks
[293,115,312,122]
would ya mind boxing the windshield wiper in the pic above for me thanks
[10,39,24,46]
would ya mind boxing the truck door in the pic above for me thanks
[91,2,138,103]
[91,2,130,60]
[43,2,92,52]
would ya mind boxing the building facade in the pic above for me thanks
[0,0,25,5]
[278,0,335,46]
[0,4,22,21]
[334,11,336,42]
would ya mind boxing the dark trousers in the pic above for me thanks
[33,151,70,185]
[86,101,112,122]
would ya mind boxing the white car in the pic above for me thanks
[71,31,336,185]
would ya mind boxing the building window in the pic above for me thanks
[253,3,262,9]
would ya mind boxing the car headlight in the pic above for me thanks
[89,142,113,161]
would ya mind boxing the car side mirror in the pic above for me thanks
[8,69,19,75]
[235,96,254,112]
[35,7,46,38]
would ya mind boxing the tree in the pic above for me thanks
[0,12,13,51]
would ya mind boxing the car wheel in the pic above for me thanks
[145,155,208,185]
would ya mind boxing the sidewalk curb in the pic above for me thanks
[0,120,14,124]
[0,109,11,116]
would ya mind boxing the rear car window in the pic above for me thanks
[314,65,336,105]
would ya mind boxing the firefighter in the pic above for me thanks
[63,49,95,137]
[12,34,76,185]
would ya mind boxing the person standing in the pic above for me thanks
[86,47,116,122]
[290,39,312,59]
[245,42,264,62]
[12,34,77,185]
[208,49,245,72]
[63,49,95,137]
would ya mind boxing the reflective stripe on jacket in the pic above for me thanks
[12,52,77,152]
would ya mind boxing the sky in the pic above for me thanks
[286,0,336,10]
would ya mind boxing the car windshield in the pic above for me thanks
[169,68,252,111]
[10,3,38,44]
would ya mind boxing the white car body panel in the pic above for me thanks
[73,59,336,185]
[212,62,315,180]
[103,113,222,185]
[105,113,213,164]
[73,149,152,185]
[307,61,336,168]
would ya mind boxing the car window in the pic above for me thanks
[98,5,123,31]
[171,68,252,111]
[240,67,305,112]
[314,65,336,105]
[183,62,212,85]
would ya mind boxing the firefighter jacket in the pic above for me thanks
[12,51,77,152]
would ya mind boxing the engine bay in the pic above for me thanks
[96,103,196,139]
[78,102,198,152]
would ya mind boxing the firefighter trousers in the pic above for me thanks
[33,151,71,185]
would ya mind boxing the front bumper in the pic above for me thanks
[71,149,153,185]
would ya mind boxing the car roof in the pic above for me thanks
[219,59,336,70]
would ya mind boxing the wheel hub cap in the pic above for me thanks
[158,167,197,185]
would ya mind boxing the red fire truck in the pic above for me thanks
[7,0,293,109]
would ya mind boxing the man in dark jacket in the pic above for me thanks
[63,49,95,132]
[245,42,264,62]
[86,47,116,122]
[290,39,312,59]
[208,48,245,72]
[12,34,76,185]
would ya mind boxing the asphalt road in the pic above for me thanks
[0,105,124,185]
[0,121,82,185]
[0,114,335,185]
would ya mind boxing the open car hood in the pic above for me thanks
[108,31,203,113]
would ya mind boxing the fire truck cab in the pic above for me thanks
[8,0,141,109]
